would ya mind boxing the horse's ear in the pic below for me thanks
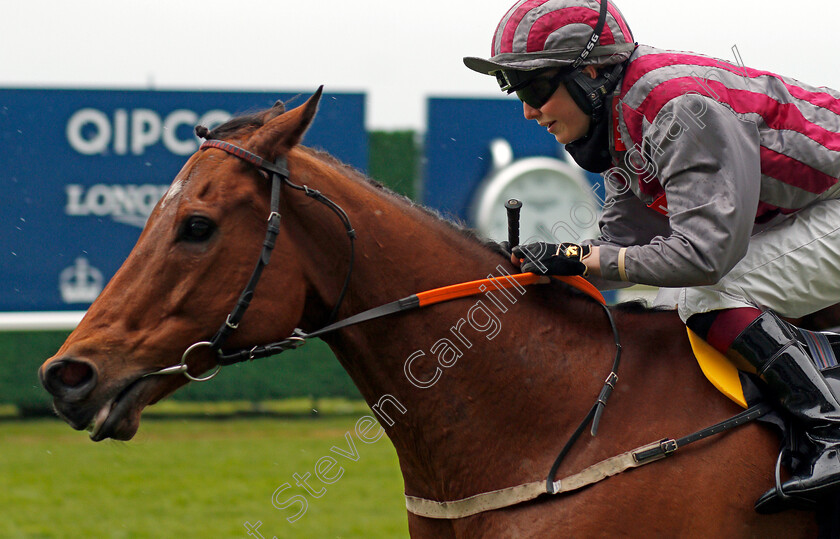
[251,86,324,158]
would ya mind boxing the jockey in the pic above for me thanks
[464,0,840,513]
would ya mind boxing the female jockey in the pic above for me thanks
[464,0,840,513]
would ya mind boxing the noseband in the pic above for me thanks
[144,138,355,381]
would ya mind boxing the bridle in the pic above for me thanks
[143,138,356,381]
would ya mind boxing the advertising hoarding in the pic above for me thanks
[0,88,366,324]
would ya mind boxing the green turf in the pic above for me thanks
[0,416,408,538]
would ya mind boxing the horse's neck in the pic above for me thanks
[289,156,611,500]
[292,149,511,314]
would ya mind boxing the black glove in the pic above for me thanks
[499,240,512,257]
[512,242,590,276]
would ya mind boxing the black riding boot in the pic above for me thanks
[727,311,840,513]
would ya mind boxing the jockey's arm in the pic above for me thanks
[593,94,762,288]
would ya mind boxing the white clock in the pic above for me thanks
[470,138,600,245]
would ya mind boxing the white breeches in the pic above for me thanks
[652,199,840,322]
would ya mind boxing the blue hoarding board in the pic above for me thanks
[423,96,614,304]
[0,88,366,314]
[423,96,604,221]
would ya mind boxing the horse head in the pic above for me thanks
[39,90,329,441]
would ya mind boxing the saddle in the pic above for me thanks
[689,324,840,407]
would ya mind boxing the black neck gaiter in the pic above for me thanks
[564,111,613,173]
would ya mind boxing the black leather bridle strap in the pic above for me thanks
[197,139,355,354]
[278,181,356,325]
[217,294,421,365]
[546,299,620,493]
[208,166,284,350]
[201,139,290,178]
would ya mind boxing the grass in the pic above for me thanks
[143,397,373,417]
[0,411,409,538]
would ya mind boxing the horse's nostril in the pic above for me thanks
[59,360,93,388]
[42,358,98,402]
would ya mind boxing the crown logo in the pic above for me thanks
[60,257,104,304]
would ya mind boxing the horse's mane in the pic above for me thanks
[301,146,509,252]
[197,105,510,259]
[201,102,286,140]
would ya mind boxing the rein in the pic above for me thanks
[141,138,769,519]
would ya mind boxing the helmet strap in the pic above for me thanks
[563,59,628,174]
[564,61,626,123]
[572,0,609,69]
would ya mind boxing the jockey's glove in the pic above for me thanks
[512,242,590,277]
[498,240,512,257]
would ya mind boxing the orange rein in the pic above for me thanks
[416,273,606,308]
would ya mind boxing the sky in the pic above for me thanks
[2,0,839,131]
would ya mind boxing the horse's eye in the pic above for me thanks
[180,216,216,242]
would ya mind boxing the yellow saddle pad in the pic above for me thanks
[686,328,748,409]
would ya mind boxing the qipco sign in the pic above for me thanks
[66,108,231,156]
[0,88,366,314]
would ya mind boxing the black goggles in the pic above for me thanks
[496,69,574,110]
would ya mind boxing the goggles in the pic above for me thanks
[496,69,574,110]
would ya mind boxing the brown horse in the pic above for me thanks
[39,90,818,537]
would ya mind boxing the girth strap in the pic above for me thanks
[406,441,657,519]
[405,403,771,519]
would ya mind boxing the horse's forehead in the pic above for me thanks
[158,155,199,210]
[158,151,245,210]
[159,176,185,210]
